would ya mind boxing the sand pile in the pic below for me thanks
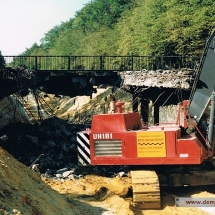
[0,147,77,215]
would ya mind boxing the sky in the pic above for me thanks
[0,0,91,56]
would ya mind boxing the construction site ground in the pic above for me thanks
[44,175,215,215]
[1,145,215,215]
[1,89,215,214]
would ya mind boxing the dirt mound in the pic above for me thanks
[44,174,134,215]
[0,147,77,215]
[44,174,214,215]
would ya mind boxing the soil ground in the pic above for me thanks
[44,174,215,215]
[1,144,215,215]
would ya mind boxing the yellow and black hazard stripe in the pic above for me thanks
[138,142,164,146]
[76,132,91,166]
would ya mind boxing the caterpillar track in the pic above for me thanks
[130,170,161,209]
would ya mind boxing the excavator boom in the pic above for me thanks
[188,28,215,122]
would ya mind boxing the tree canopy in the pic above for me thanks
[19,0,215,57]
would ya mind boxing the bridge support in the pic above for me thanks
[153,104,159,124]
[140,98,149,124]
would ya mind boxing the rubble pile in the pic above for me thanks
[0,67,36,100]
[120,69,195,89]
[0,118,87,173]
[0,117,127,179]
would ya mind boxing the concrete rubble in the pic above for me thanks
[0,117,128,180]
[120,69,195,89]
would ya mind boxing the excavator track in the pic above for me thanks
[130,170,161,209]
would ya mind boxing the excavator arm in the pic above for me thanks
[188,28,215,122]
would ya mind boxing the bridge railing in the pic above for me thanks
[1,56,200,71]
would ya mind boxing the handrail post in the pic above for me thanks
[68,56,70,70]
[100,56,103,70]
[161,56,164,70]
[131,55,134,71]
[35,56,38,70]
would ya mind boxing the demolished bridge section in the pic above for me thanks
[119,68,195,90]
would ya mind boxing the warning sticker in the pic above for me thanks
[137,131,166,157]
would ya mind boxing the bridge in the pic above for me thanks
[2,55,199,72]
[0,55,200,124]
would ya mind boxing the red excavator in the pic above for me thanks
[77,28,215,209]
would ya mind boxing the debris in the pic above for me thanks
[120,69,195,89]
[0,134,8,141]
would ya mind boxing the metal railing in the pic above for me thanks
[1,55,200,71]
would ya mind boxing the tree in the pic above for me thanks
[0,51,5,68]
[19,0,215,58]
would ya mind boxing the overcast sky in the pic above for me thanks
[0,0,91,55]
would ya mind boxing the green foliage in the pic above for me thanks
[75,0,132,34]
[21,0,215,58]
[163,0,215,55]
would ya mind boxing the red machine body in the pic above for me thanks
[77,101,213,167]
[77,29,215,168]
